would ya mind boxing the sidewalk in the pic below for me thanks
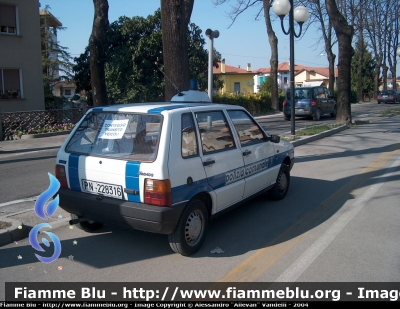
[0,109,390,247]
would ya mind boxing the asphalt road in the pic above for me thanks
[1,102,400,300]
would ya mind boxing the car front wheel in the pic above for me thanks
[168,199,208,256]
[268,164,290,200]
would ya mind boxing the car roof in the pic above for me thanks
[88,102,246,115]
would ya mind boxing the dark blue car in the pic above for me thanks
[283,86,337,121]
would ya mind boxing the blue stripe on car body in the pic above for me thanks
[68,154,81,191]
[125,161,141,202]
[147,105,193,114]
[171,178,212,205]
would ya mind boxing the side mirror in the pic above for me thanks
[269,134,280,143]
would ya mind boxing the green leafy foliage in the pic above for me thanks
[73,9,222,104]
[40,6,74,108]
[351,42,376,98]
[212,93,273,116]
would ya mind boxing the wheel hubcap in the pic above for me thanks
[278,172,288,193]
[185,211,203,246]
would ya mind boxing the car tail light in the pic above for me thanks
[55,164,68,188]
[144,179,172,207]
[311,100,317,106]
[283,100,287,106]
[389,95,393,98]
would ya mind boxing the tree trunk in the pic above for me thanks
[89,0,109,107]
[357,37,364,102]
[161,0,194,101]
[263,0,279,111]
[326,0,354,125]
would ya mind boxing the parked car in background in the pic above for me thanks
[283,86,336,121]
[377,90,400,104]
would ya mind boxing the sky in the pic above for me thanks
[40,0,339,71]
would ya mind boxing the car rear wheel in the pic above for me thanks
[268,164,290,200]
[70,214,103,232]
[313,108,321,121]
[168,199,208,256]
[330,106,337,118]
[284,115,291,121]
[378,101,381,104]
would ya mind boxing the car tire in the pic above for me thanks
[330,106,337,118]
[268,164,290,201]
[284,115,291,121]
[70,214,104,232]
[168,199,208,256]
[378,101,381,104]
[313,108,321,121]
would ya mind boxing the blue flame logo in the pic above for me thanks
[29,173,62,264]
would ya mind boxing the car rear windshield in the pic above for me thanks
[65,112,162,162]
[380,90,394,95]
[286,89,312,100]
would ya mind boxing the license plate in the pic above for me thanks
[383,95,388,98]
[81,179,123,199]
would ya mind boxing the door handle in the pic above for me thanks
[243,150,252,156]
[203,160,215,166]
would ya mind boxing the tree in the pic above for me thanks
[73,10,222,103]
[351,41,375,98]
[257,76,273,93]
[213,0,280,110]
[160,0,194,101]
[90,0,109,107]
[303,0,337,95]
[40,6,73,107]
[326,0,354,125]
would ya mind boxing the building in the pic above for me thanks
[254,62,338,91]
[295,67,338,88]
[0,0,44,112]
[254,62,307,91]
[213,59,256,94]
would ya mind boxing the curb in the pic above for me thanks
[0,216,70,247]
[0,217,29,247]
[284,124,349,147]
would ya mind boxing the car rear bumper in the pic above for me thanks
[283,107,314,117]
[58,188,186,234]
[378,99,397,103]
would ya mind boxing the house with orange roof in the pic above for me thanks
[213,59,257,94]
[295,67,338,88]
[254,62,307,91]
[254,62,338,91]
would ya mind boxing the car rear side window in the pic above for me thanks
[65,112,162,162]
[181,113,199,158]
[195,110,236,154]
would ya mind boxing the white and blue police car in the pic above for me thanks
[55,82,295,256]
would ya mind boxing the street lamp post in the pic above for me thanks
[273,0,309,135]
[206,29,219,102]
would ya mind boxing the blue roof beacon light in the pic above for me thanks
[170,79,211,103]
[190,79,199,91]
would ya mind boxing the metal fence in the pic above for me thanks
[0,108,84,141]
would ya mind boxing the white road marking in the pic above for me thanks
[275,153,400,282]
[0,196,38,208]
